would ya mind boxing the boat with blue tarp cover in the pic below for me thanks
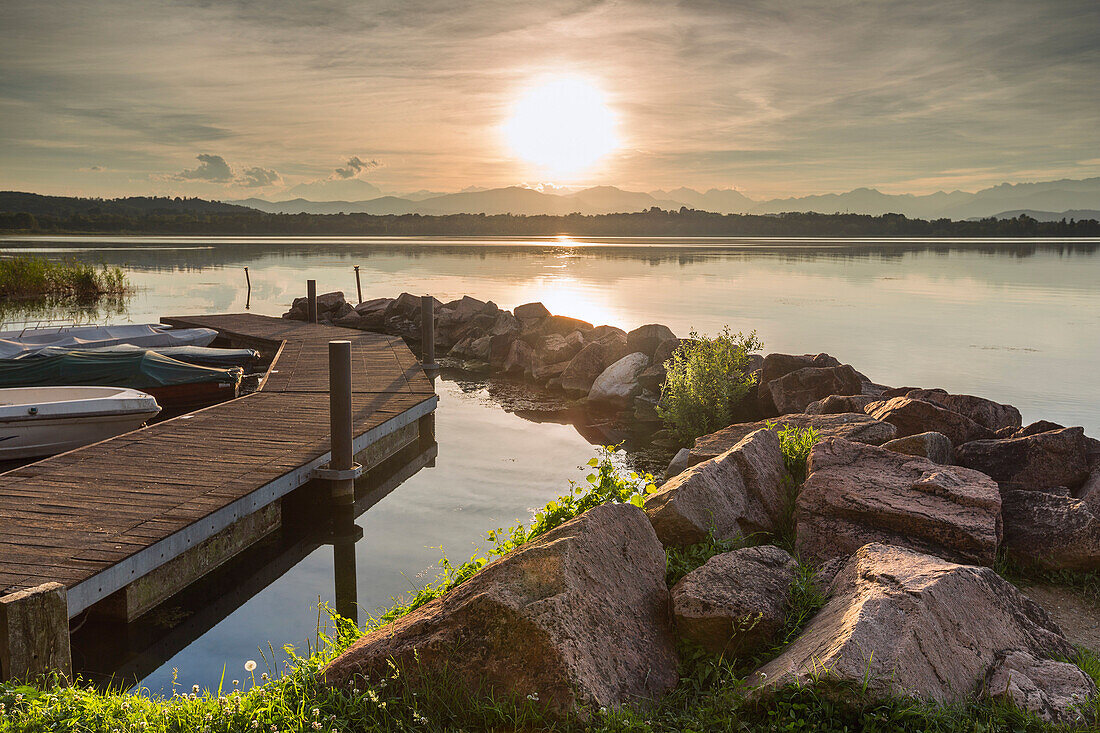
[0,349,242,411]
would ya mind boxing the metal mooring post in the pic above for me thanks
[324,339,360,623]
[307,279,318,324]
[420,295,437,369]
[353,266,363,305]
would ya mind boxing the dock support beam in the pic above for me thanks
[420,295,437,369]
[307,280,318,324]
[328,340,359,624]
[0,583,71,682]
[354,266,363,305]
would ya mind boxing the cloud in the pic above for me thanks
[237,166,282,187]
[169,154,281,187]
[174,153,234,182]
[334,156,380,179]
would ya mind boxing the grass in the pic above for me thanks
[2,445,1098,732]
[0,256,129,301]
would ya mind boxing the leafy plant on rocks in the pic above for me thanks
[658,327,762,447]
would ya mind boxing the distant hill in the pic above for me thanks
[281,178,382,201]
[229,177,1100,220]
[10,177,1100,223]
[0,192,252,217]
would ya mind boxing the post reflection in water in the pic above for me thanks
[330,508,361,626]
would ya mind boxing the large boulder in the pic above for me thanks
[645,429,786,548]
[795,438,1002,566]
[519,315,595,346]
[762,365,863,415]
[299,290,346,313]
[864,396,993,446]
[486,312,522,368]
[1001,490,1100,571]
[537,331,586,364]
[756,353,842,415]
[449,334,491,362]
[954,427,1091,493]
[385,292,441,321]
[751,543,1077,706]
[689,413,896,466]
[900,389,1022,433]
[1005,420,1066,439]
[322,504,678,715]
[560,336,629,396]
[438,297,498,344]
[502,339,537,378]
[671,545,797,656]
[881,431,953,465]
[626,324,676,358]
[352,297,392,330]
[513,301,551,321]
[651,337,681,367]
[588,353,650,406]
[985,650,1097,726]
[664,448,691,481]
[444,295,496,321]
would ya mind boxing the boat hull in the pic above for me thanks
[0,412,156,459]
[0,386,161,459]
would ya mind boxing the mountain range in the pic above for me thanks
[229,177,1100,221]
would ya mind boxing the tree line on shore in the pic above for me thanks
[1,207,1099,237]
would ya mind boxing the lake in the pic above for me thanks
[1,234,1098,693]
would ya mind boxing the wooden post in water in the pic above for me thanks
[420,295,437,369]
[353,266,363,305]
[328,340,358,623]
[307,280,318,324]
[244,267,251,310]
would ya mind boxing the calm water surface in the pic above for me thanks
[1,235,1098,693]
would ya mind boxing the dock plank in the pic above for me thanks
[0,314,436,613]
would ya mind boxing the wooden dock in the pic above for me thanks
[0,314,437,628]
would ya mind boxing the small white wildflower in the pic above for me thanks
[412,712,428,724]
[261,673,269,681]
[245,660,258,672]
[599,707,608,714]
[192,684,201,694]
[311,723,322,731]
[311,708,320,718]
[251,720,259,729]
[526,692,539,701]
[233,680,240,687]
[15,694,23,702]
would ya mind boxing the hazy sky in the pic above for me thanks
[2,0,1099,199]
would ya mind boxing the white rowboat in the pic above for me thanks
[0,386,161,460]
[0,324,218,360]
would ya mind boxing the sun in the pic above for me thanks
[503,77,619,177]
